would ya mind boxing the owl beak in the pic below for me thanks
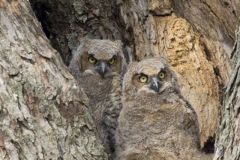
[150,78,161,92]
[96,61,108,77]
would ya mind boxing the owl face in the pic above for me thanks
[79,39,125,78]
[132,67,169,93]
[123,58,178,95]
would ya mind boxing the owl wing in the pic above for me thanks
[179,99,200,144]
[93,76,122,154]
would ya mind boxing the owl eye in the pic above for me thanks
[108,57,116,65]
[88,55,97,64]
[159,71,165,79]
[139,75,148,83]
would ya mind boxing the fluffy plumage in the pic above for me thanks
[69,38,126,155]
[115,57,212,160]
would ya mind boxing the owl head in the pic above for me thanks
[123,57,179,98]
[69,38,126,79]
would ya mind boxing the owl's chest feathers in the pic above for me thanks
[80,75,113,100]
[80,74,122,121]
[124,102,179,129]
[120,97,197,142]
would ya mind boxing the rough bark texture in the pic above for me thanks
[1,0,240,159]
[28,0,237,150]
[0,1,107,159]
[173,0,239,46]
[214,27,240,160]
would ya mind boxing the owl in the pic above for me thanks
[114,57,212,160]
[69,38,127,155]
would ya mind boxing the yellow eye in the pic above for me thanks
[88,56,97,64]
[139,75,148,83]
[159,72,165,79]
[108,57,116,65]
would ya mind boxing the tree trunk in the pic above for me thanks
[0,1,107,159]
[1,0,240,159]
[28,0,236,150]
[214,27,240,160]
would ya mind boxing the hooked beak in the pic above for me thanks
[149,78,161,92]
[96,61,108,77]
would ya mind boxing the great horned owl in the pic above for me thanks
[115,57,212,160]
[69,38,126,154]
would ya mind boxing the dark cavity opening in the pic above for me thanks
[202,136,215,154]
[29,0,135,65]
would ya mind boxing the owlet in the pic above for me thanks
[69,38,127,155]
[115,57,212,160]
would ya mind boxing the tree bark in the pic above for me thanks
[214,27,240,160]
[1,0,240,159]
[28,0,234,149]
[173,0,239,46]
[0,1,107,159]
